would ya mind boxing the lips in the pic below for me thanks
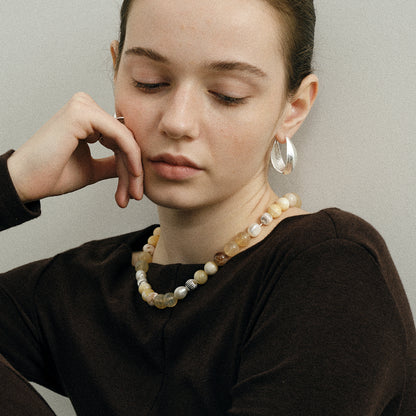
[149,153,203,180]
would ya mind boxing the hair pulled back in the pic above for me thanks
[115,0,315,95]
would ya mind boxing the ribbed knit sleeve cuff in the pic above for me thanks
[0,150,41,231]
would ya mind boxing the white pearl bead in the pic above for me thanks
[204,261,218,275]
[248,223,262,237]
[174,286,188,300]
[277,197,290,211]
[260,213,273,225]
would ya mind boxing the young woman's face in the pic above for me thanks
[113,0,289,210]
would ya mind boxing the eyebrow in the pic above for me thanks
[205,61,267,78]
[124,47,267,78]
[124,47,168,63]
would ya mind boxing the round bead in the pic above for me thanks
[165,293,178,308]
[268,203,282,219]
[153,227,161,236]
[248,223,262,238]
[137,251,152,263]
[135,260,149,273]
[143,244,155,255]
[260,212,273,225]
[235,231,251,247]
[185,279,198,291]
[277,197,290,211]
[204,261,218,275]
[174,286,188,300]
[148,235,159,246]
[224,241,239,257]
[194,270,208,285]
[142,289,156,305]
[138,282,152,295]
[214,252,230,266]
[135,270,147,281]
[131,251,141,266]
[285,192,302,208]
[154,294,167,309]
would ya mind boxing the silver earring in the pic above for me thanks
[270,137,297,175]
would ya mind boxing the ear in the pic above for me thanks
[275,74,318,143]
[110,40,120,77]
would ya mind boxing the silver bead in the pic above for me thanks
[135,270,147,281]
[261,212,273,225]
[185,279,198,291]
[174,286,189,300]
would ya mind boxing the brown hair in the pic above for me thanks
[115,0,315,95]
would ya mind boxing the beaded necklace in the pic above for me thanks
[132,193,301,309]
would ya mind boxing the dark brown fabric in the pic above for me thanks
[1,151,416,415]
[0,354,55,415]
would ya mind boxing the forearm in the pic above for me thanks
[0,151,41,231]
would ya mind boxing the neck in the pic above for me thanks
[152,183,280,264]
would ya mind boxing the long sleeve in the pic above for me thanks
[0,151,41,231]
[0,151,56,414]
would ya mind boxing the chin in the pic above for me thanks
[144,183,204,211]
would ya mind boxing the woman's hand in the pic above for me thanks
[7,93,142,208]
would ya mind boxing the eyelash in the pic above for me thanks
[133,81,247,106]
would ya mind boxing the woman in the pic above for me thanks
[1,0,415,415]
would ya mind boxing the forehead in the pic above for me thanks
[124,0,284,72]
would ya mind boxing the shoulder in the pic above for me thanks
[1,225,156,290]
[274,207,392,268]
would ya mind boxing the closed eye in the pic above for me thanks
[133,81,169,92]
[209,91,248,106]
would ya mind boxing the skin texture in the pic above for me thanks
[112,0,318,263]
[7,0,317,264]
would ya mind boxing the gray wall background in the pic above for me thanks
[1,1,415,414]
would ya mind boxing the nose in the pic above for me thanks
[158,83,201,140]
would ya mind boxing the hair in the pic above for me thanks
[115,0,315,95]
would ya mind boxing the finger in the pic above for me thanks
[90,115,142,178]
[90,156,117,183]
[115,153,131,208]
[120,152,143,201]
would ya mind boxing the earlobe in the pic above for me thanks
[277,74,319,140]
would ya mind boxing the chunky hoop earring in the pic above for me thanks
[270,137,297,175]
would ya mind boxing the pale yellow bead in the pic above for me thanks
[224,240,239,257]
[131,251,141,266]
[268,203,282,218]
[204,261,218,275]
[153,227,161,236]
[285,193,302,208]
[235,231,251,247]
[141,288,154,301]
[154,294,167,309]
[277,197,290,211]
[138,251,152,263]
[165,293,178,308]
[135,260,149,273]
[138,282,152,295]
[148,235,159,246]
[142,291,157,306]
[194,270,208,285]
